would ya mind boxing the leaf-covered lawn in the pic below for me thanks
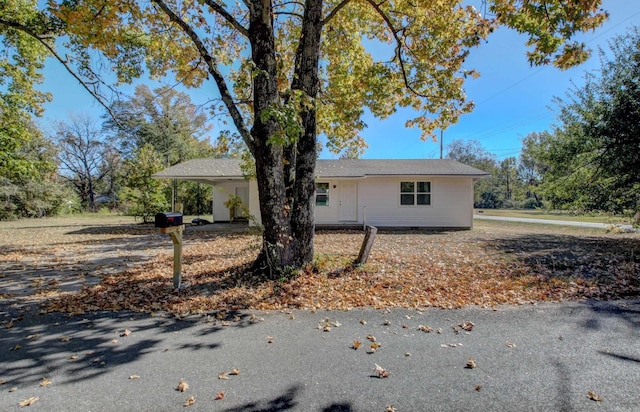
[19,221,636,315]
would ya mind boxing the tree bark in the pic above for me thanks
[247,0,295,275]
[289,0,324,267]
[247,0,324,274]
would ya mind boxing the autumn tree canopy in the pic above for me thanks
[1,0,608,274]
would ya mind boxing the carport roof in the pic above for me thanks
[153,158,490,182]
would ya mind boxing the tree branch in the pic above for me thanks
[322,0,352,26]
[0,17,121,123]
[364,0,429,98]
[201,0,250,37]
[152,0,253,145]
[274,11,304,19]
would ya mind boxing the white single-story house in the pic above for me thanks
[153,158,489,229]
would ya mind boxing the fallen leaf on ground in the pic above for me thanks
[0,379,6,385]
[121,329,131,337]
[111,339,118,344]
[18,397,38,407]
[352,340,361,350]
[405,352,411,357]
[229,368,240,375]
[176,380,189,392]
[359,320,367,325]
[385,406,397,412]
[69,355,78,360]
[218,373,229,380]
[215,391,225,400]
[460,321,474,331]
[25,334,40,340]
[587,391,602,401]
[366,335,377,342]
[506,341,516,348]
[59,336,71,342]
[129,375,140,380]
[9,344,21,351]
[39,378,52,387]
[475,385,482,391]
[266,336,274,343]
[374,364,390,378]
[9,387,17,392]
[418,325,433,333]
[184,396,195,406]
[465,357,477,369]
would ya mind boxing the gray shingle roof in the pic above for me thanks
[153,158,489,181]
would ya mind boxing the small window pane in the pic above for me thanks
[316,183,329,206]
[400,182,414,193]
[316,194,328,206]
[417,194,431,205]
[417,181,430,193]
[317,183,329,193]
[400,194,414,205]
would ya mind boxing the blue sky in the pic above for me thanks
[39,0,640,161]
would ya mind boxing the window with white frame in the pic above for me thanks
[316,182,330,206]
[400,181,431,205]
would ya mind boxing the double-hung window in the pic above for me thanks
[316,182,330,206]
[400,181,431,206]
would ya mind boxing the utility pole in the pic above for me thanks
[440,129,443,159]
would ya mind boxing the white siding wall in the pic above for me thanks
[357,177,473,228]
[314,180,339,224]
[243,176,475,228]
[249,180,260,226]
[212,181,249,222]
[310,177,473,227]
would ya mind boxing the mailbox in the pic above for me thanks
[155,212,183,228]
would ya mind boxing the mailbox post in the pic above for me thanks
[155,212,185,289]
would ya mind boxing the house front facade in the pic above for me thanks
[153,158,489,229]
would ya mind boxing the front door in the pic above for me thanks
[339,182,357,221]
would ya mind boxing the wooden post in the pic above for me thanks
[356,225,377,265]
[160,225,185,288]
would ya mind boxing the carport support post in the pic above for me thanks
[160,225,185,288]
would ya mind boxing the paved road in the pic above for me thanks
[474,214,636,230]
[1,300,639,411]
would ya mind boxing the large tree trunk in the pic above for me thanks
[289,0,323,266]
[246,0,324,276]
[247,0,295,275]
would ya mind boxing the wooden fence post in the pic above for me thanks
[356,225,377,265]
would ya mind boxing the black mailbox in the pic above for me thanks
[155,212,183,228]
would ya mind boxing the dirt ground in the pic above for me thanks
[1,215,639,314]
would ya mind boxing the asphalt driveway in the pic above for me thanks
[1,300,639,411]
